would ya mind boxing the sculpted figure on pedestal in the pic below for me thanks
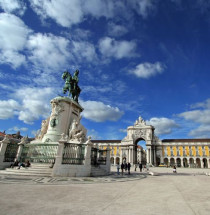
[85,136,92,145]
[37,117,50,140]
[69,119,78,140]
[69,117,87,142]
[3,134,9,141]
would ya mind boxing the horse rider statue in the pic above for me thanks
[62,69,81,102]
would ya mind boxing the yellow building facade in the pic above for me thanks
[160,139,210,168]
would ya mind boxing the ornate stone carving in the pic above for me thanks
[134,129,146,137]
[60,133,68,142]
[134,116,146,126]
[44,138,52,143]
[147,130,152,140]
[69,116,87,142]
[50,118,57,127]
[51,99,65,117]
[37,117,50,140]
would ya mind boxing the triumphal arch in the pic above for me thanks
[121,116,159,165]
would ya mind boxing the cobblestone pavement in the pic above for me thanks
[0,167,209,185]
[0,172,148,185]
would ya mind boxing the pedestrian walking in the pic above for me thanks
[121,163,124,175]
[117,163,120,175]
[127,162,131,175]
[124,162,127,171]
[139,163,143,172]
[134,164,137,171]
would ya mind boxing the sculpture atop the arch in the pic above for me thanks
[134,116,146,126]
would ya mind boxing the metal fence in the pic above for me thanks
[4,143,19,162]
[62,143,85,165]
[20,143,58,163]
[91,148,107,166]
[91,148,98,166]
[98,149,107,165]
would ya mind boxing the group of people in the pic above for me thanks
[10,160,31,169]
[116,162,149,175]
[116,162,131,175]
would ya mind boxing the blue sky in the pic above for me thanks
[0,0,210,140]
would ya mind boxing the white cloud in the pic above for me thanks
[178,98,210,137]
[0,13,32,68]
[72,41,97,62]
[31,130,39,137]
[190,98,210,109]
[179,109,210,125]
[0,0,26,15]
[99,37,137,59]
[80,100,124,122]
[119,128,127,133]
[129,0,156,18]
[107,22,128,37]
[8,126,28,132]
[30,0,119,28]
[189,125,210,138]
[27,33,70,72]
[14,87,55,124]
[87,129,101,139]
[129,62,165,79]
[83,0,115,18]
[30,0,84,27]
[0,87,55,124]
[0,99,20,119]
[147,117,179,136]
[30,0,155,28]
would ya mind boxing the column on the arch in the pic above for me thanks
[126,146,130,162]
[129,146,133,164]
[153,146,156,166]
[147,140,152,164]
[150,148,152,164]
[146,148,150,164]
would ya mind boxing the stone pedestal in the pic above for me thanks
[16,143,24,161]
[42,97,83,143]
[0,136,10,169]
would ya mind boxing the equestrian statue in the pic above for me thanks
[62,69,81,103]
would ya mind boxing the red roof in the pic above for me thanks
[0,132,5,137]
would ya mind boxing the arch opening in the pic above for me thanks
[203,158,208,168]
[196,158,201,168]
[189,158,195,168]
[176,158,181,167]
[134,138,146,165]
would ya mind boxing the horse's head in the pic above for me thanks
[62,70,69,80]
